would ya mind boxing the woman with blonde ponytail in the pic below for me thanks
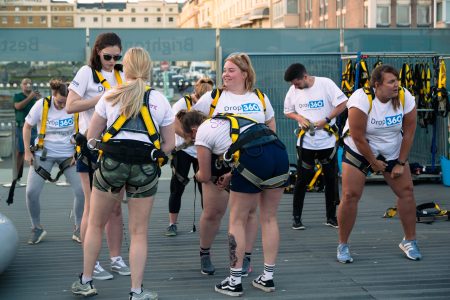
[71,47,175,300]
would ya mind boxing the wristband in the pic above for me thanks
[325,117,331,124]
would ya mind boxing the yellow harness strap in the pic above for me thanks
[94,69,123,90]
[438,59,447,99]
[364,87,405,115]
[341,60,354,96]
[37,96,51,149]
[209,88,266,117]
[184,95,192,111]
[359,60,370,89]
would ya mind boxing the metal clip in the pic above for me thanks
[308,123,316,136]
[87,138,100,151]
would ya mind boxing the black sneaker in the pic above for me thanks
[292,216,305,230]
[252,275,275,293]
[200,255,215,275]
[215,277,243,297]
[325,218,339,229]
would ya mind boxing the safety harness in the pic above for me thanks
[209,88,266,117]
[399,63,414,94]
[215,113,288,190]
[356,59,371,90]
[92,86,168,167]
[29,96,75,182]
[341,60,355,98]
[184,94,193,111]
[435,59,448,117]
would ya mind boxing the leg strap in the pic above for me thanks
[234,161,288,190]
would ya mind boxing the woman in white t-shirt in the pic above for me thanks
[337,65,421,264]
[71,47,175,299]
[67,32,128,279]
[192,53,276,277]
[166,77,214,237]
[23,79,84,245]
[176,110,288,296]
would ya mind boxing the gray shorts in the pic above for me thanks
[93,156,159,198]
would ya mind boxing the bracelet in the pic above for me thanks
[325,117,331,124]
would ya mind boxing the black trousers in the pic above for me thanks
[293,147,339,220]
[169,150,202,214]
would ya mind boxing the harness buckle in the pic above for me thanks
[87,138,100,151]
[223,151,233,163]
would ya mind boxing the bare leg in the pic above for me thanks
[105,194,124,257]
[79,172,91,242]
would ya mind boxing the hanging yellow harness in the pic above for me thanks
[99,86,167,167]
[341,60,354,97]
[184,94,193,111]
[209,88,266,117]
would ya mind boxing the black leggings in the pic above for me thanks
[293,147,339,220]
[169,150,202,214]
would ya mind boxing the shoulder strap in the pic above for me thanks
[399,87,405,109]
[209,88,222,117]
[363,87,375,114]
[254,88,266,113]
[37,96,51,149]
[92,67,123,90]
[184,95,192,111]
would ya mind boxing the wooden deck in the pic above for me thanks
[1,178,450,300]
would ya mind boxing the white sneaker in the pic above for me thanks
[93,261,113,280]
[111,256,131,276]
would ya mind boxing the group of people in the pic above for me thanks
[13,31,422,299]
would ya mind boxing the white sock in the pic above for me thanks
[262,263,275,280]
[81,275,92,284]
[131,287,142,294]
[230,268,242,285]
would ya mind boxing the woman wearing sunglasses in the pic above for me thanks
[166,77,214,237]
[66,32,129,280]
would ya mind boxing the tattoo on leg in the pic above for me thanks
[228,233,237,268]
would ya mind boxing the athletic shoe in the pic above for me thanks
[72,227,81,243]
[129,289,158,300]
[325,218,339,229]
[111,257,131,276]
[292,216,305,230]
[252,275,275,293]
[71,274,97,297]
[241,256,252,277]
[214,277,243,297]
[200,255,215,275]
[399,239,422,261]
[165,224,177,237]
[28,227,47,245]
[337,243,353,264]
[93,262,113,280]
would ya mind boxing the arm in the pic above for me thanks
[66,90,102,114]
[195,145,212,183]
[23,122,34,166]
[315,101,348,129]
[348,107,386,172]
[390,107,417,178]
[159,123,175,154]
[86,112,107,140]
[14,92,39,110]
[265,117,276,132]
[285,112,310,129]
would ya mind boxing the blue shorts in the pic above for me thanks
[230,140,289,194]
[16,126,37,153]
[76,152,99,173]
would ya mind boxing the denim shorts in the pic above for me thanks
[342,144,398,175]
[230,140,289,194]
[76,152,98,173]
[93,156,160,198]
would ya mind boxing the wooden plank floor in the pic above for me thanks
[1,179,450,300]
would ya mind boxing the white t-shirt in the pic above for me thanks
[172,96,196,158]
[95,88,174,143]
[193,90,275,124]
[284,77,347,150]
[26,97,76,158]
[343,88,416,160]
[195,118,234,155]
[69,65,125,134]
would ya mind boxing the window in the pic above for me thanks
[131,8,136,13]
[287,0,298,14]
[53,16,59,23]
[157,8,161,12]
[157,17,161,22]
[396,4,410,26]
[376,5,390,26]
[447,0,450,23]
[168,17,173,22]
[169,8,173,12]
[417,4,430,26]
[41,6,46,11]
[15,7,19,12]
[144,17,149,22]
[144,8,148,12]
[41,16,46,24]
[93,17,98,22]
[80,17,85,22]
[131,17,136,22]
[364,4,368,27]
[436,2,443,22]
[27,6,32,11]
[106,17,111,22]
[119,17,124,22]
[2,17,7,24]
[28,16,33,24]
[65,17,72,23]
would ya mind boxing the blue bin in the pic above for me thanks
[337,146,343,175]
[440,156,450,186]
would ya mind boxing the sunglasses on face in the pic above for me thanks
[102,54,122,61]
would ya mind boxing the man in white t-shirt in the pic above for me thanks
[284,63,347,230]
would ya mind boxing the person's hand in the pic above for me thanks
[70,156,76,166]
[390,164,404,179]
[298,115,310,129]
[31,91,41,99]
[371,159,387,173]
[24,150,34,166]
[216,172,231,190]
[314,119,327,130]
